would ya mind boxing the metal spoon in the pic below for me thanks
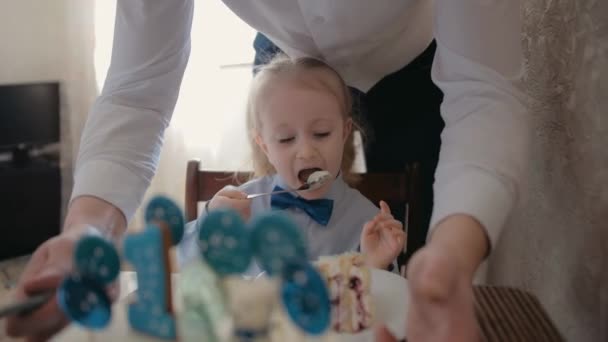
[0,291,54,319]
[246,170,332,199]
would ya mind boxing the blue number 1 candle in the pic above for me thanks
[123,196,185,340]
[124,224,176,339]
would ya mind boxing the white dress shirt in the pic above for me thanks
[73,0,529,251]
[177,174,379,276]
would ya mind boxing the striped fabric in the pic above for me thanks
[473,286,564,342]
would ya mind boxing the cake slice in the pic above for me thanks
[316,253,373,333]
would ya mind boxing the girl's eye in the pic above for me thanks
[314,132,331,138]
[278,137,295,143]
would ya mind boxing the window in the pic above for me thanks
[93,1,366,225]
[94,0,257,171]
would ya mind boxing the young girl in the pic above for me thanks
[178,56,405,273]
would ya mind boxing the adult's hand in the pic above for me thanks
[5,196,126,341]
[5,228,83,342]
[403,244,480,342]
[375,214,487,342]
[374,247,479,342]
[374,325,399,342]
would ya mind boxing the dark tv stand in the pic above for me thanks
[11,144,32,167]
[0,157,61,260]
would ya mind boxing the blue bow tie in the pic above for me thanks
[270,186,334,226]
[234,327,269,341]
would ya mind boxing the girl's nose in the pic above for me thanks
[296,139,317,160]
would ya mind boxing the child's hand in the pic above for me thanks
[208,186,252,220]
[360,201,406,269]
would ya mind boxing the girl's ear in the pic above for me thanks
[254,131,270,156]
[343,118,353,144]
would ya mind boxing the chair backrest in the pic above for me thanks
[185,159,422,273]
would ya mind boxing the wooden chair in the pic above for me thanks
[185,158,422,273]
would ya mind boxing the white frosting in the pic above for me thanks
[223,276,278,342]
[306,171,332,190]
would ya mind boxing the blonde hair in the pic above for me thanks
[246,55,361,185]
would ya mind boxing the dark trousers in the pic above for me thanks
[253,33,444,261]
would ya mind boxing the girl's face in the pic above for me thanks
[255,73,351,199]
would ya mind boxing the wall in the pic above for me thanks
[0,0,98,219]
[0,1,67,82]
[489,1,608,341]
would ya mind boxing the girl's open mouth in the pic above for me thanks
[298,167,322,184]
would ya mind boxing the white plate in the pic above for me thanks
[55,270,408,341]
[369,268,408,340]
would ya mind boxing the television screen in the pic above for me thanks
[0,82,60,149]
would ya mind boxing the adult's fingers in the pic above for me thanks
[407,248,456,302]
[24,314,70,342]
[374,324,399,342]
[11,247,50,297]
[6,291,67,337]
[405,247,480,342]
[7,255,71,338]
[22,268,65,295]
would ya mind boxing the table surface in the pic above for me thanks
[0,257,564,342]
[473,285,564,342]
[0,255,31,341]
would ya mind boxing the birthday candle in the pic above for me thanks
[57,235,120,330]
[122,195,185,340]
[123,224,177,340]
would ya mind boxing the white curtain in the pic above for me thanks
[94,1,257,229]
[489,1,608,341]
[94,1,366,229]
[61,0,99,219]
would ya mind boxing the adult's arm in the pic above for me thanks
[429,0,529,263]
[69,0,194,236]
